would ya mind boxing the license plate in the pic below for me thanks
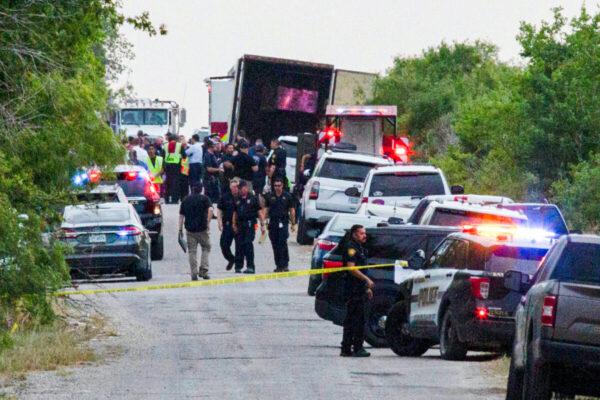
[89,234,106,243]
[349,197,359,204]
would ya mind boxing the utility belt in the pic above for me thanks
[238,218,257,229]
[268,216,288,227]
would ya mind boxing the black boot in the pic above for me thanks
[353,348,371,357]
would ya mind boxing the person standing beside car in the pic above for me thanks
[179,183,213,281]
[340,224,374,358]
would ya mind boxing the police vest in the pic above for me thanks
[147,156,164,184]
[181,157,189,176]
[163,142,182,164]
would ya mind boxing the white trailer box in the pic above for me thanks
[207,77,236,143]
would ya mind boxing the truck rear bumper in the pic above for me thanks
[458,318,514,350]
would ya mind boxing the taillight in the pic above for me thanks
[57,228,77,239]
[125,171,138,180]
[475,307,489,320]
[361,197,368,204]
[317,239,336,251]
[118,225,142,237]
[469,277,490,300]
[309,181,320,200]
[541,295,557,327]
[322,260,343,279]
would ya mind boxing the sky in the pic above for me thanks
[117,0,588,136]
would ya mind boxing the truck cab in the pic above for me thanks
[110,99,186,139]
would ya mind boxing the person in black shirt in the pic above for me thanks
[203,141,222,203]
[217,179,239,271]
[263,177,296,272]
[340,224,374,357]
[232,180,264,274]
[252,144,268,196]
[220,143,236,194]
[269,138,287,180]
[178,183,213,281]
[226,139,258,184]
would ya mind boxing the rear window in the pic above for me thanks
[330,217,383,233]
[116,174,150,197]
[506,205,568,235]
[64,207,130,224]
[369,172,446,197]
[281,141,297,158]
[551,243,600,285]
[317,159,377,182]
[486,246,548,275]
[430,209,521,227]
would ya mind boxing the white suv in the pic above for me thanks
[297,150,392,244]
[355,165,454,221]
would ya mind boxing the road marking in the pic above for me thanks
[55,262,402,297]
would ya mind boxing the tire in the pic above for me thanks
[296,216,313,245]
[385,302,430,357]
[151,234,164,261]
[440,309,468,361]
[523,341,552,400]
[364,292,394,348]
[136,256,152,282]
[506,356,524,400]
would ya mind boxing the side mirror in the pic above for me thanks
[387,217,404,225]
[408,249,426,270]
[504,270,531,293]
[450,185,465,195]
[179,108,187,127]
[344,187,360,197]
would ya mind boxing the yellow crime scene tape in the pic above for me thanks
[54,262,404,297]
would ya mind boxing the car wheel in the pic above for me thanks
[136,256,152,282]
[523,340,552,400]
[440,309,468,361]
[385,302,430,356]
[151,234,164,261]
[296,216,313,245]
[506,355,524,400]
[365,292,394,348]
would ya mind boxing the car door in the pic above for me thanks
[410,238,467,330]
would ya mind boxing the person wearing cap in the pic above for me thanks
[226,139,258,185]
[179,183,213,280]
[202,140,221,204]
[269,137,287,184]
[220,143,236,195]
[252,144,268,196]
[232,180,264,274]
[217,178,239,271]
[263,176,296,272]
[249,138,264,157]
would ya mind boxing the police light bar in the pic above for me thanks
[462,224,555,242]
[325,105,397,117]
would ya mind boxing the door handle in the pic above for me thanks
[446,273,452,277]
[424,274,431,279]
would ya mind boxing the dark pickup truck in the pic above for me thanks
[506,234,600,399]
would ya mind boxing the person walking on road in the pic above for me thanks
[340,224,373,358]
[186,133,204,186]
[263,177,296,272]
[217,179,239,271]
[179,183,213,281]
[163,133,183,204]
[232,180,264,274]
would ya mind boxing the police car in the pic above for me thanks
[385,224,553,360]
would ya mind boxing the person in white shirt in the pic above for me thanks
[132,137,149,164]
[186,133,204,186]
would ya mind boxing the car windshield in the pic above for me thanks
[330,217,383,233]
[430,209,522,227]
[551,243,600,285]
[121,109,168,126]
[318,159,377,182]
[64,207,130,224]
[486,246,548,275]
[505,205,568,235]
[369,172,445,197]
[281,141,297,158]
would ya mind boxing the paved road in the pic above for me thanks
[6,204,506,399]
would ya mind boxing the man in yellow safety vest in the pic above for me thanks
[147,145,164,194]
[163,133,183,204]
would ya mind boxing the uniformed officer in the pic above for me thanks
[268,138,287,185]
[340,224,374,357]
[232,180,265,274]
[263,177,296,272]
[217,179,239,271]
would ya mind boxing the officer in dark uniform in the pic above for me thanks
[263,177,296,272]
[217,179,239,271]
[269,138,288,188]
[232,180,264,274]
[341,224,374,357]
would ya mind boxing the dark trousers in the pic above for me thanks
[205,176,220,204]
[220,224,236,263]
[342,295,367,351]
[235,225,255,271]
[179,174,189,200]
[268,222,289,269]
[189,163,203,186]
[164,164,181,204]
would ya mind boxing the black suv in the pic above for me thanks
[385,227,551,360]
[506,235,600,399]
[314,225,458,347]
[113,165,164,260]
